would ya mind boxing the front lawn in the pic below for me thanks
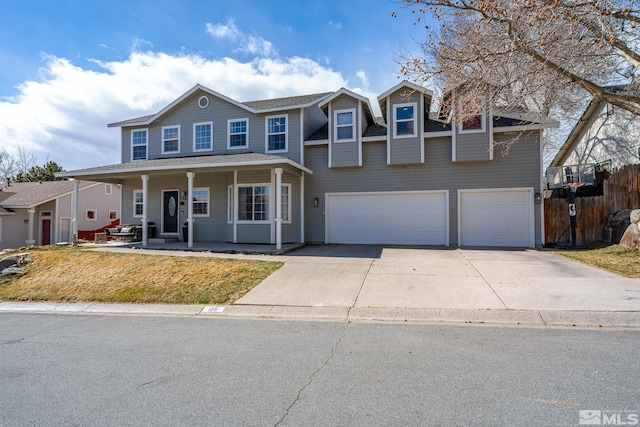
[0,246,282,304]
[555,244,640,278]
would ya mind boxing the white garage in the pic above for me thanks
[458,188,534,247]
[325,191,449,245]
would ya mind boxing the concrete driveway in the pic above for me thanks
[236,245,640,311]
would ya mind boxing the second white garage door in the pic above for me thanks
[458,188,534,247]
[325,191,448,245]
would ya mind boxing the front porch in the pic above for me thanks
[57,153,312,251]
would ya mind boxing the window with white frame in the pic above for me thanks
[281,184,291,223]
[238,185,269,221]
[86,209,97,221]
[459,113,486,133]
[162,125,180,154]
[228,119,248,149]
[193,122,213,151]
[131,129,148,160]
[192,188,210,216]
[109,210,118,221]
[227,185,233,223]
[394,103,417,138]
[133,190,143,217]
[105,183,112,195]
[334,109,355,142]
[266,115,287,152]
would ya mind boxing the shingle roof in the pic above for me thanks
[108,114,155,127]
[57,153,312,178]
[242,92,332,110]
[0,180,95,208]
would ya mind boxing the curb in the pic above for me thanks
[1,302,639,329]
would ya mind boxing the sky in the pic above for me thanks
[0,0,427,171]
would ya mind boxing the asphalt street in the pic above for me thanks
[0,313,638,427]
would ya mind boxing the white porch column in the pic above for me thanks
[141,174,149,247]
[233,170,238,243]
[300,172,305,243]
[71,178,78,246]
[187,172,194,248]
[275,167,283,250]
[26,209,36,246]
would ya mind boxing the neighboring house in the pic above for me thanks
[0,180,121,250]
[58,81,555,248]
[550,90,640,170]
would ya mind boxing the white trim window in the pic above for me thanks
[109,210,118,221]
[105,183,112,195]
[281,184,291,223]
[266,115,287,152]
[227,185,233,224]
[459,113,486,134]
[192,188,210,217]
[133,190,143,218]
[238,185,269,222]
[193,122,213,152]
[334,109,356,142]
[393,103,417,138]
[131,129,148,160]
[228,118,248,149]
[162,125,181,154]
[86,209,97,221]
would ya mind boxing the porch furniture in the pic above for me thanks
[94,232,107,244]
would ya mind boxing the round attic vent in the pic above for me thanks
[198,96,209,109]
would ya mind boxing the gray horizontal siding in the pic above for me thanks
[305,132,541,246]
[454,121,491,162]
[330,95,360,168]
[120,89,305,165]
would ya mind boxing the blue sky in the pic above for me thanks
[0,0,426,170]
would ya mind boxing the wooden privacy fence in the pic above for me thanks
[545,164,640,245]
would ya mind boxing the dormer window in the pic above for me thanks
[334,109,356,142]
[394,103,417,138]
[459,113,486,134]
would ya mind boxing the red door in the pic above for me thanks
[42,219,51,245]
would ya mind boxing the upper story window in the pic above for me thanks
[162,125,180,154]
[228,118,248,149]
[193,122,213,152]
[334,109,356,142]
[131,129,148,161]
[393,103,417,138]
[192,188,210,216]
[266,115,287,152]
[459,113,486,134]
[105,183,112,195]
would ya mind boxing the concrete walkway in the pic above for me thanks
[1,244,639,329]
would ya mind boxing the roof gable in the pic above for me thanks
[377,81,434,123]
[108,85,332,128]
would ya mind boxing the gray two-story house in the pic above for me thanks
[59,81,554,249]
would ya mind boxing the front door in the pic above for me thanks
[163,190,179,234]
[42,219,51,245]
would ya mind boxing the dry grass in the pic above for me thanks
[555,244,640,278]
[0,246,282,304]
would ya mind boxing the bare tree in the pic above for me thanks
[0,150,16,185]
[395,0,640,124]
[14,145,37,178]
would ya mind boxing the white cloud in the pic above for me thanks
[328,21,343,30]
[0,50,351,171]
[206,20,276,58]
[205,20,242,41]
[356,69,368,87]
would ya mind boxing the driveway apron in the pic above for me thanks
[236,245,640,311]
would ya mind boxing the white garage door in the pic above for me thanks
[326,191,448,245]
[458,188,534,247]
